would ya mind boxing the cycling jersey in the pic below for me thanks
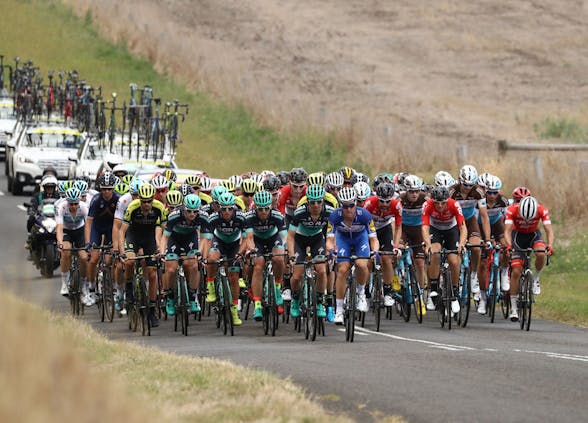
[399,191,427,226]
[123,198,167,236]
[55,201,88,230]
[234,196,247,212]
[504,203,550,234]
[327,207,376,261]
[449,184,486,220]
[245,209,287,240]
[289,203,334,237]
[278,184,307,217]
[88,192,120,229]
[114,192,134,220]
[297,191,338,209]
[363,196,402,230]
[198,192,212,205]
[164,206,209,241]
[481,195,509,225]
[203,208,247,244]
[422,198,465,230]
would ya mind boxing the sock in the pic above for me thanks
[275,280,282,290]
[61,271,69,283]
[429,279,439,293]
[501,268,509,282]
[254,300,262,308]
[325,292,333,306]
[357,284,365,295]
[336,299,344,312]
[480,291,487,301]
[534,270,541,282]
[233,299,239,306]
[253,296,262,303]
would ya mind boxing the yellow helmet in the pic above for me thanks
[138,183,155,200]
[308,172,325,186]
[221,179,236,193]
[241,178,258,195]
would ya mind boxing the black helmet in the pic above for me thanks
[42,166,58,178]
[431,186,449,202]
[97,172,116,188]
[179,183,194,197]
[375,182,395,199]
[276,171,290,187]
[290,167,308,184]
[373,173,392,189]
[263,175,281,192]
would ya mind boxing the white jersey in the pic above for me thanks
[83,189,99,208]
[114,192,134,220]
[55,201,89,230]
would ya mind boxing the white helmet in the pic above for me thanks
[151,174,169,189]
[200,176,212,192]
[338,186,357,204]
[353,181,371,201]
[260,170,275,179]
[519,196,538,221]
[104,153,124,171]
[486,175,502,191]
[459,164,478,185]
[404,174,423,191]
[112,164,129,176]
[41,175,58,187]
[253,173,265,185]
[434,171,455,188]
[326,172,344,189]
[228,174,243,189]
[477,172,492,188]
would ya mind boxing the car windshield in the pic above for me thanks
[0,106,15,119]
[84,144,109,160]
[25,131,83,149]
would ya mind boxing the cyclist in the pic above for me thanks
[353,181,372,208]
[449,165,492,299]
[27,175,59,233]
[504,196,554,321]
[422,186,468,314]
[262,175,282,209]
[363,182,402,306]
[151,174,169,205]
[278,167,308,225]
[85,172,120,307]
[165,189,184,213]
[185,174,213,205]
[160,194,209,316]
[119,183,167,328]
[287,184,334,319]
[325,171,344,200]
[434,171,456,188]
[297,172,338,209]
[56,188,89,296]
[202,192,248,326]
[228,174,244,197]
[240,178,258,210]
[511,186,531,203]
[339,166,356,187]
[221,179,247,211]
[327,186,379,324]
[244,190,287,320]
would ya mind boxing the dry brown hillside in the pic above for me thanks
[65,1,588,188]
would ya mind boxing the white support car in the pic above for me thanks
[6,121,85,195]
[0,97,17,161]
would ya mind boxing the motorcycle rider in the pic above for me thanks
[26,175,60,255]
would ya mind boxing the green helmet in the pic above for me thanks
[58,180,74,195]
[218,192,236,206]
[253,190,272,207]
[114,182,129,195]
[306,184,325,201]
[184,194,202,210]
[212,185,228,201]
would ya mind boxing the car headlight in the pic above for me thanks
[42,219,56,233]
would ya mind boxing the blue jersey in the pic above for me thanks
[449,184,486,220]
[88,193,120,230]
[327,207,377,239]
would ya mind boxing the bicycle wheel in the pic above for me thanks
[345,276,356,342]
[372,270,383,331]
[308,280,318,342]
[268,274,278,336]
[488,268,498,323]
[181,285,189,337]
[103,266,115,322]
[444,271,453,330]
[409,265,423,324]
[137,278,148,336]
[97,270,105,322]
[518,272,530,331]
[221,275,233,336]
[525,272,534,332]
[501,291,510,319]
[457,269,471,328]
[400,281,411,323]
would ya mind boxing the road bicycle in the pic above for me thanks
[513,248,549,331]
[293,252,327,341]
[63,246,86,317]
[337,255,371,342]
[93,244,115,323]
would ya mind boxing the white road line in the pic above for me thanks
[519,350,588,363]
[17,205,27,211]
[336,328,368,336]
[0,190,4,196]
[354,326,476,351]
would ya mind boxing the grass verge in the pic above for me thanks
[0,290,351,422]
[0,0,359,176]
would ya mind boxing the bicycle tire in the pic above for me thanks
[262,272,270,335]
[518,272,530,330]
[372,270,383,331]
[70,266,81,316]
[104,266,115,323]
[501,291,510,319]
[489,267,498,323]
[180,281,189,336]
[345,275,356,342]
[458,269,471,328]
[136,277,148,336]
[97,270,105,322]
[401,283,411,323]
[221,275,233,336]
[525,272,533,331]
[444,269,452,330]
[308,278,318,342]
[409,265,423,324]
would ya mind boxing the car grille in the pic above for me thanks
[37,159,70,178]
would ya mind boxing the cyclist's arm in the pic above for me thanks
[84,216,93,245]
[544,222,554,250]
[245,230,254,252]
[56,223,64,247]
[155,226,163,252]
[159,232,170,256]
[287,228,296,258]
[369,233,380,253]
[118,222,129,255]
[458,220,468,248]
[112,219,122,254]
[504,222,513,247]
[479,203,491,243]
[392,223,402,248]
[422,224,431,251]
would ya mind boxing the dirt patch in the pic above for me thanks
[64,0,588,171]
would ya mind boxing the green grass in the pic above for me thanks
[536,231,588,327]
[0,0,358,177]
[533,117,587,143]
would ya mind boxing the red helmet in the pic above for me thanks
[512,186,531,200]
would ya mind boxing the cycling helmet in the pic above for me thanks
[211,185,228,202]
[253,190,272,208]
[404,175,423,191]
[339,166,356,183]
[290,167,308,184]
[41,175,58,188]
[354,181,371,201]
[185,174,201,188]
[326,172,344,190]
[42,166,58,178]
[375,182,395,199]
[151,174,169,189]
[59,180,74,194]
[221,179,236,193]
[98,172,116,188]
[434,171,456,188]
[114,183,129,195]
[200,176,212,192]
[512,186,531,200]
[228,174,243,189]
[459,164,478,185]
[138,183,156,200]
[519,196,538,221]
[104,153,124,171]
[129,178,143,195]
[276,171,290,186]
[166,190,183,207]
[164,169,177,182]
[431,186,450,202]
[184,194,202,210]
[338,186,357,204]
[373,173,393,189]
[308,172,325,186]
[121,174,134,185]
[486,175,502,191]
[241,178,258,195]
[179,183,194,197]
[65,187,81,203]
[477,172,492,188]
[350,172,370,186]
[74,179,89,193]
[263,175,281,192]
[252,173,265,185]
[218,192,236,206]
[306,184,326,201]
[112,164,129,177]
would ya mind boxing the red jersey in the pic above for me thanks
[422,198,465,230]
[363,195,402,230]
[277,184,307,216]
[504,203,550,233]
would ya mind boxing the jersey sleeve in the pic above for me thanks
[421,201,431,226]
[453,201,465,226]
[55,203,64,225]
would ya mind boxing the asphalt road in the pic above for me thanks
[2,174,587,423]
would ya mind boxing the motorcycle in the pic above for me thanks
[24,199,60,278]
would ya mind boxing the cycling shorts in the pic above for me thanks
[376,225,394,252]
[335,230,370,263]
[430,226,460,253]
[63,227,85,248]
[210,237,241,271]
[511,230,545,268]
[293,233,326,264]
[253,233,285,255]
[402,225,425,259]
[166,236,199,260]
[125,233,158,267]
[90,225,113,247]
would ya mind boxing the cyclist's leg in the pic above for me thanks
[378,225,395,294]
[205,240,221,302]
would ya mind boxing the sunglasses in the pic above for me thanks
[243,192,254,197]
[433,200,448,205]
[220,206,234,211]
[257,206,271,212]
[185,209,199,214]
[378,198,392,203]
[486,190,499,195]
[407,190,420,194]
[141,199,153,204]
[342,203,355,209]
[270,191,279,196]
[461,183,475,188]
[101,187,113,191]
[291,184,305,189]
[308,200,322,205]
